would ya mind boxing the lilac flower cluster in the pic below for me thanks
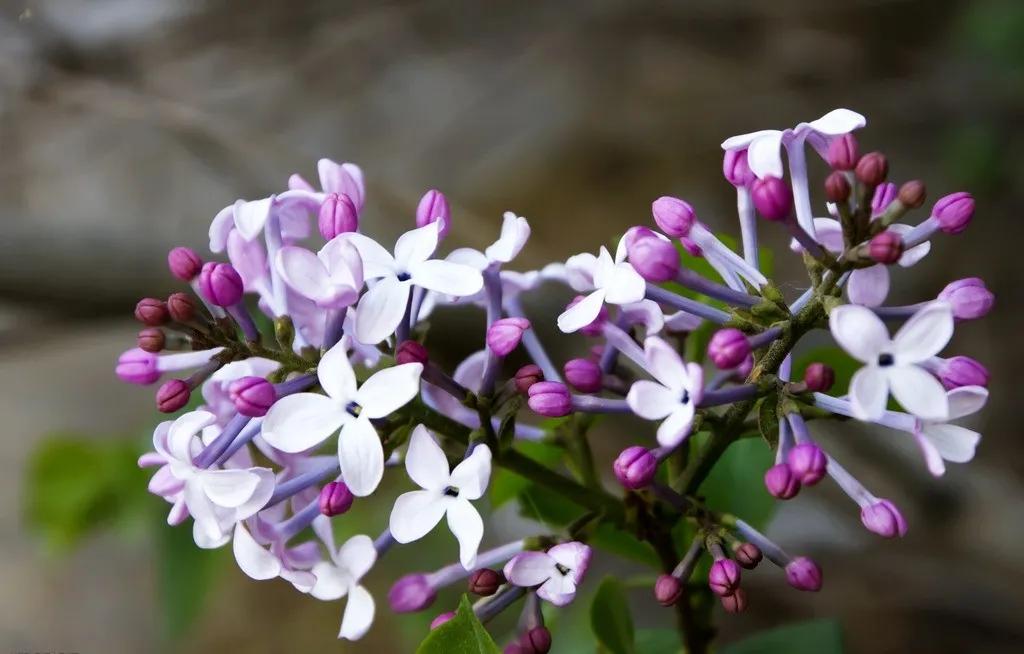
[117,109,991,649]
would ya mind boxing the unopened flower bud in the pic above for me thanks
[504,644,525,654]
[870,182,898,216]
[229,376,276,417]
[938,277,994,320]
[166,292,197,323]
[855,151,888,186]
[396,340,429,365]
[764,463,800,499]
[487,317,531,357]
[135,298,169,326]
[723,149,755,187]
[613,446,658,490]
[469,568,505,597]
[199,262,244,307]
[803,362,835,392]
[521,627,552,654]
[751,176,793,221]
[652,196,696,237]
[786,443,828,486]
[827,133,859,171]
[416,189,451,239]
[116,348,159,385]
[931,192,974,234]
[708,559,741,597]
[167,246,203,281]
[527,381,572,418]
[721,588,749,613]
[564,358,602,393]
[318,193,359,240]
[627,232,679,282]
[785,557,822,592]
[654,574,683,606]
[733,542,763,569]
[736,354,754,378]
[707,328,751,369]
[388,573,437,613]
[514,364,544,394]
[137,328,165,353]
[430,612,455,630]
[156,379,191,413]
[319,480,355,516]
[566,295,608,337]
[860,499,907,538]
[898,180,926,209]
[824,171,851,202]
[868,231,904,264]
[933,356,989,389]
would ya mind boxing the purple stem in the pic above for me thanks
[374,529,397,555]
[872,302,929,319]
[736,186,760,269]
[698,384,758,408]
[901,216,939,250]
[645,284,731,324]
[228,303,260,342]
[267,459,339,507]
[671,535,705,580]
[193,413,252,469]
[480,266,504,396]
[276,498,321,541]
[324,307,347,349]
[214,418,263,466]
[785,216,828,260]
[570,395,632,414]
[505,297,561,383]
[475,585,527,624]
[675,269,758,307]
[748,326,783,350]
[733,519,790,568]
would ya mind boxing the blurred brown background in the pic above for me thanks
[1,0,1022,652]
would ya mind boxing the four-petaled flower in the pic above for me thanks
[626,336,705,448]
[911,386,986,476]
[557,238,645,333]
[309,527,378,641]
[503,542,592,606]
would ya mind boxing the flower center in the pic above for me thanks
[397,272,412,282]
[679,390,690,405]
[554,563,571,576]
[345,401,362,417]
[443,485,460,497]
[877,353,895,367]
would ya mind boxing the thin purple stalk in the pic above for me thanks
[671,534,705,580]
[675,269,758,307]
[900,216,939,250]
[601,323,647,370]
[505,297,561,383]
[267,459,339,507]
[571,395,632,414]
[748,326,783,349]
[785,216,828,261]
[645,284,731,324]
[480,266,504,396]
[872,303,928,319]
[733,519,790,568]
[228,302,260,342]
[193,413,252,469]
[737,186,760,269]
[324,307,347,349]
[214,418,263,466]
[698,384,758,408]
[787,412,812,444]
[276,498,321,541]
[475,585,527,624]
[374,529,397,555]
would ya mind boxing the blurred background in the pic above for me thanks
[1,0,1022,652]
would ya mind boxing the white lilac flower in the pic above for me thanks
[275,236,365,309]
[626,336,705,448]
[557,238,645,333]
[232,515,319,593]
[342,222,484,343]
[830,302,953,421]
[261,339,423,496]
[389,426,492,569]
[503,542,592,606]
[308,524,378,641]
[208,191,320,252]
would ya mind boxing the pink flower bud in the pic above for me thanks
[707,328,751,369]
[319,480,354,516]
[751,176,793,221]
[520,627,552,654]
[416,189,451,239]
[156,379,191,413]
[734,542,762,569]
[564,358,602,393]
[721,588,749,613]
[708,559,741,597]
[723,149,755,187]
[469,568,505,597]
[514,364,544,394]
[860,499,907,538]
[166,292,197,323]
[430,612,455,630]
[824,171,851,202]
[199,262,244,307]
[318,193,359,240]
[389,573,436,613]
[116,348,159,385]
[652,196,696,237]
[167,247,203,281]
[785,557,822,592]
[135,298,169,326]
[229,376,276,417]
[487,317,531,357]
[626,232,679,282]
[855,151,888,186]
[803,362,835,393]
[898,180,927,209]
[613,446,657,490]
[938,277,993,320]
[826,133,859,171]
[527,381,571,417]
[870,182,898,216]
[137,328,165,353]
[396,340,429,365]
[786,443,828,486]
[933,356,989,389]
[764,463,800,499]
[566,295,608,337]
[654,574,683,607]
[931,192,974,234]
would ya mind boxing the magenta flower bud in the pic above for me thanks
[736,354,754,379]
[723,149,755,187]
[318,192,359,240]
[229,376,277,417]
[855,151,888,186]
[708,559,741,597]
[318,480,354,517]
[416,189,451,239]
[680,236,702,257]
[527,381,572,417]
[566,295,608,337]
[785,557,823,592]
[651,196,696,237]
[860,499,907,538]
[396,340,429,366]
[786,443,828,486]
[824,171,851,203]
[468,568,505,596]
[721,588,749,613]
[521,627,553,654]
[707,328,751,369]
[504,645,525,654]
[764,463,800,499]
[487,317,531,357]
[626,233,679,282]
[135,298,170,326]
[937,277,993,320]
[751,176,793,221]
[613,446,658,490]
[624,225,658,249]
[734,542,763,569]
[870,182,899,216]
[199,262,244,307]
[167,246,203,281]
[166,292,197,323]
[826,133,859,171]
[116,348,159,385]
[931,192,974,234]
[514,364,544,394]
[898,180,927,209]
[654,574,683,607]
[564,358,602,393]
[802,362,835,393]
[156,379,191,413]
[934,356,989,390]
[137,328,166,353]
[430,612,455,630]
[388,573,437,613]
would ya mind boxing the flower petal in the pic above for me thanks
[557,290,606,333]
[277,246,332,304]
[233,197,273,241]
[547,542,592,581]
[340,233,396,280]
[339,417,385,497]
[807,108,866,135]
[233,522,281,580]
[354,276,411,344]
[318,339,358,401]
[404,425,450,492]
[447,499,484,570]
[829,304,890,363]
[410,260,484,296]
[643,337,687,389]
[849,367,890,421]
[747,131,784,178]
[395,222,440,268]
[261,393,346,453]
[199,468,266,508]
[355,363,423,418]
[847,265,890,307]
[921,424,979,464]
[388,489,446,543]
[656,403,696,448]
[892,302,954,364]
[485,212,531,263]
[537,576,576,606]
[310,561,350,601]
[627,380,678,420]
[602,264,646,305]
[339,584,375,640]
[337,534,377,582]
[888,365,949,421]
[946,386,988,420]
[209,204,235,253]
[504,552,556,587]
[721,129,779,152]
[912,430,947,476]
[449,444,492,501]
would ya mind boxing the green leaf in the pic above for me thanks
[417,594,500,654]
[721,619,844,654]
[699,437,775,529]
[590,523,661,569]
[793,346,860,396]
[489,441,563,508]
[157,516,225,641]
[635,628,683,653]
[590,577,636,654]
